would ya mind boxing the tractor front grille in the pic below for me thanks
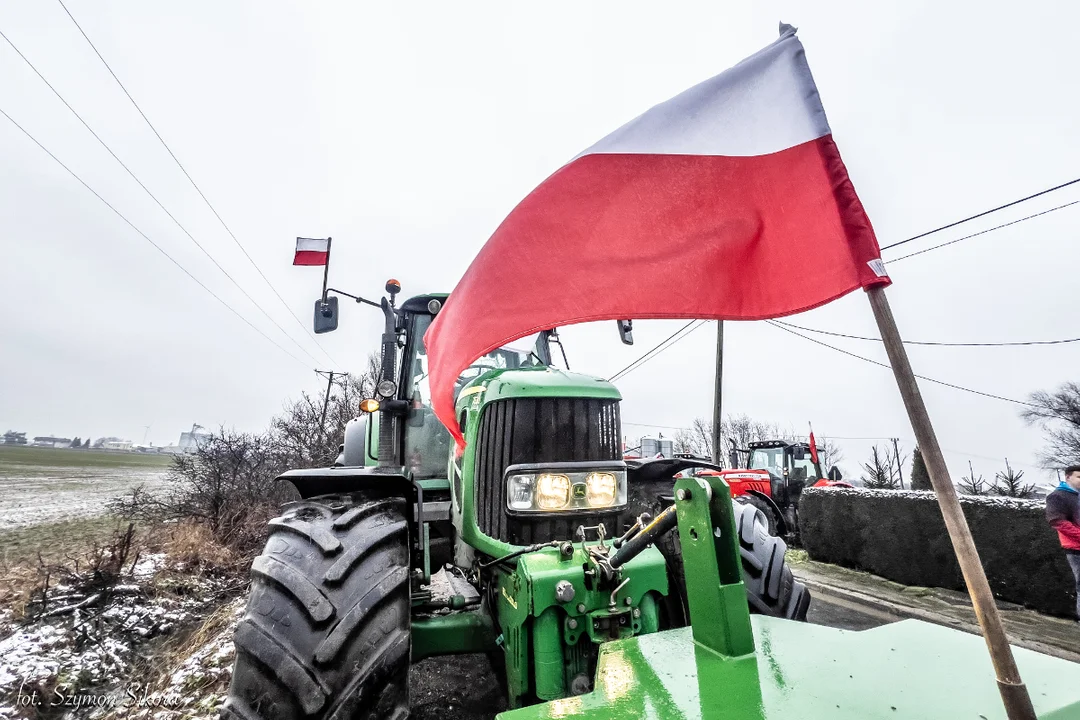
[474,397,622,544]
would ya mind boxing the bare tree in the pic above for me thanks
[861,445,899,489]
[957,460,989,496]
[671,414,792,466]
[272,354,382,467]
[1021,382,1080,468]
[990,458,1035,498]
[820,439,844,470]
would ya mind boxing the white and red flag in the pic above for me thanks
[427,24,890,445]
[293,237,330,266]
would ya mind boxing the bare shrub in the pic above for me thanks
[113,355,381,556]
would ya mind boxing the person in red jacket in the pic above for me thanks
[1045,464,1080,620]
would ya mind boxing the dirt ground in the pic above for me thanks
[411,654,507,720]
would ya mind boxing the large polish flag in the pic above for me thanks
[427,25,890,445]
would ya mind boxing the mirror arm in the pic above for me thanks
[326,287,381,308]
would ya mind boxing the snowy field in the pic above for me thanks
[0,447,172,530]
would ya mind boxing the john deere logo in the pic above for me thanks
[572,483,587,499]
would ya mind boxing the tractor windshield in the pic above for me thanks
[792,454,822,482]
[402,315,549,479]
[747,445,822,482]
[748,447,785,478]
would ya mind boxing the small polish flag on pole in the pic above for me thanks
[294,237,331,266]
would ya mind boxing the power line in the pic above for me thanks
[622,421,694,431]
[880,176,1080,252]
[764,320,1035,408]
[888,200,1080,263]
[772,320,1080,348]
[56,0,341,370]
[607,320,705,382]
[0,27,330,369]
[0,104,311,370]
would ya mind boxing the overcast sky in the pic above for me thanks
[2,1,1078,483]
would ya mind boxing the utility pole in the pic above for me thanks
[711,321,724,465]
[316,370,342,457]
[892,437,905,489]
[868,286,1034,720]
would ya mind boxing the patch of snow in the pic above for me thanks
[804,485,1045,510]
[0,568,238,719]
[130,553,166,580]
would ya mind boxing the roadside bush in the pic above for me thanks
[114,430,294,555]
[112,357,380,557]
[800,487,1076,617]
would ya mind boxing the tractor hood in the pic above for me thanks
[455,366,621,414]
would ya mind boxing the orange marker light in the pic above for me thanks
[359,399,380,413]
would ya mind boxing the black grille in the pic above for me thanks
[474,397,623,544]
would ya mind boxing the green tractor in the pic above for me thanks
[221,283,806,719]
[223,282,1080,719]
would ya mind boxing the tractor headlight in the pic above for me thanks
[504,464,627,514]
[585,472,617,507]
[536,474,571,509]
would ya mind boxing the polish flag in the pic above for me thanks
[427,25,890,444]
[293,237,330,266]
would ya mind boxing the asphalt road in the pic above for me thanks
[409,590,893,719]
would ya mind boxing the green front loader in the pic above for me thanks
[222,284,1080,720]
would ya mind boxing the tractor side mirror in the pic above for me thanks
[792,446,806,461]
[617,319,634,345]
[828,466,843,482]
[728,449,739,468]
[314,296,339,334]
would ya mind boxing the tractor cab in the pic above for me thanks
[745,440,822,492]
[709,439,845,537]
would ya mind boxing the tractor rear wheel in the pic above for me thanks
[222,495,411,720]
[626,481,809,622]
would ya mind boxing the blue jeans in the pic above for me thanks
[1069,553,1080,619]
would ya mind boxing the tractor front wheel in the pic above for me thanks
[627,481,809,622]
[222,496,412,720]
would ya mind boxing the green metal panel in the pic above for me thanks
[411,610,497,662]
[494,544,670,707]
[497,617,1080,719]
[672,477,754,657]
[534,608,566,700]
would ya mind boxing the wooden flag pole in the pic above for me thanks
[866,286,1036,720]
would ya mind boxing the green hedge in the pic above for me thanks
[799,487,1077,617]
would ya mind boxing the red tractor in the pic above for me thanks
[697,440,851,538]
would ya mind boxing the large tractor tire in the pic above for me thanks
[626,480,810,622]
[734,493,781,536]
[222,496,412,720]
